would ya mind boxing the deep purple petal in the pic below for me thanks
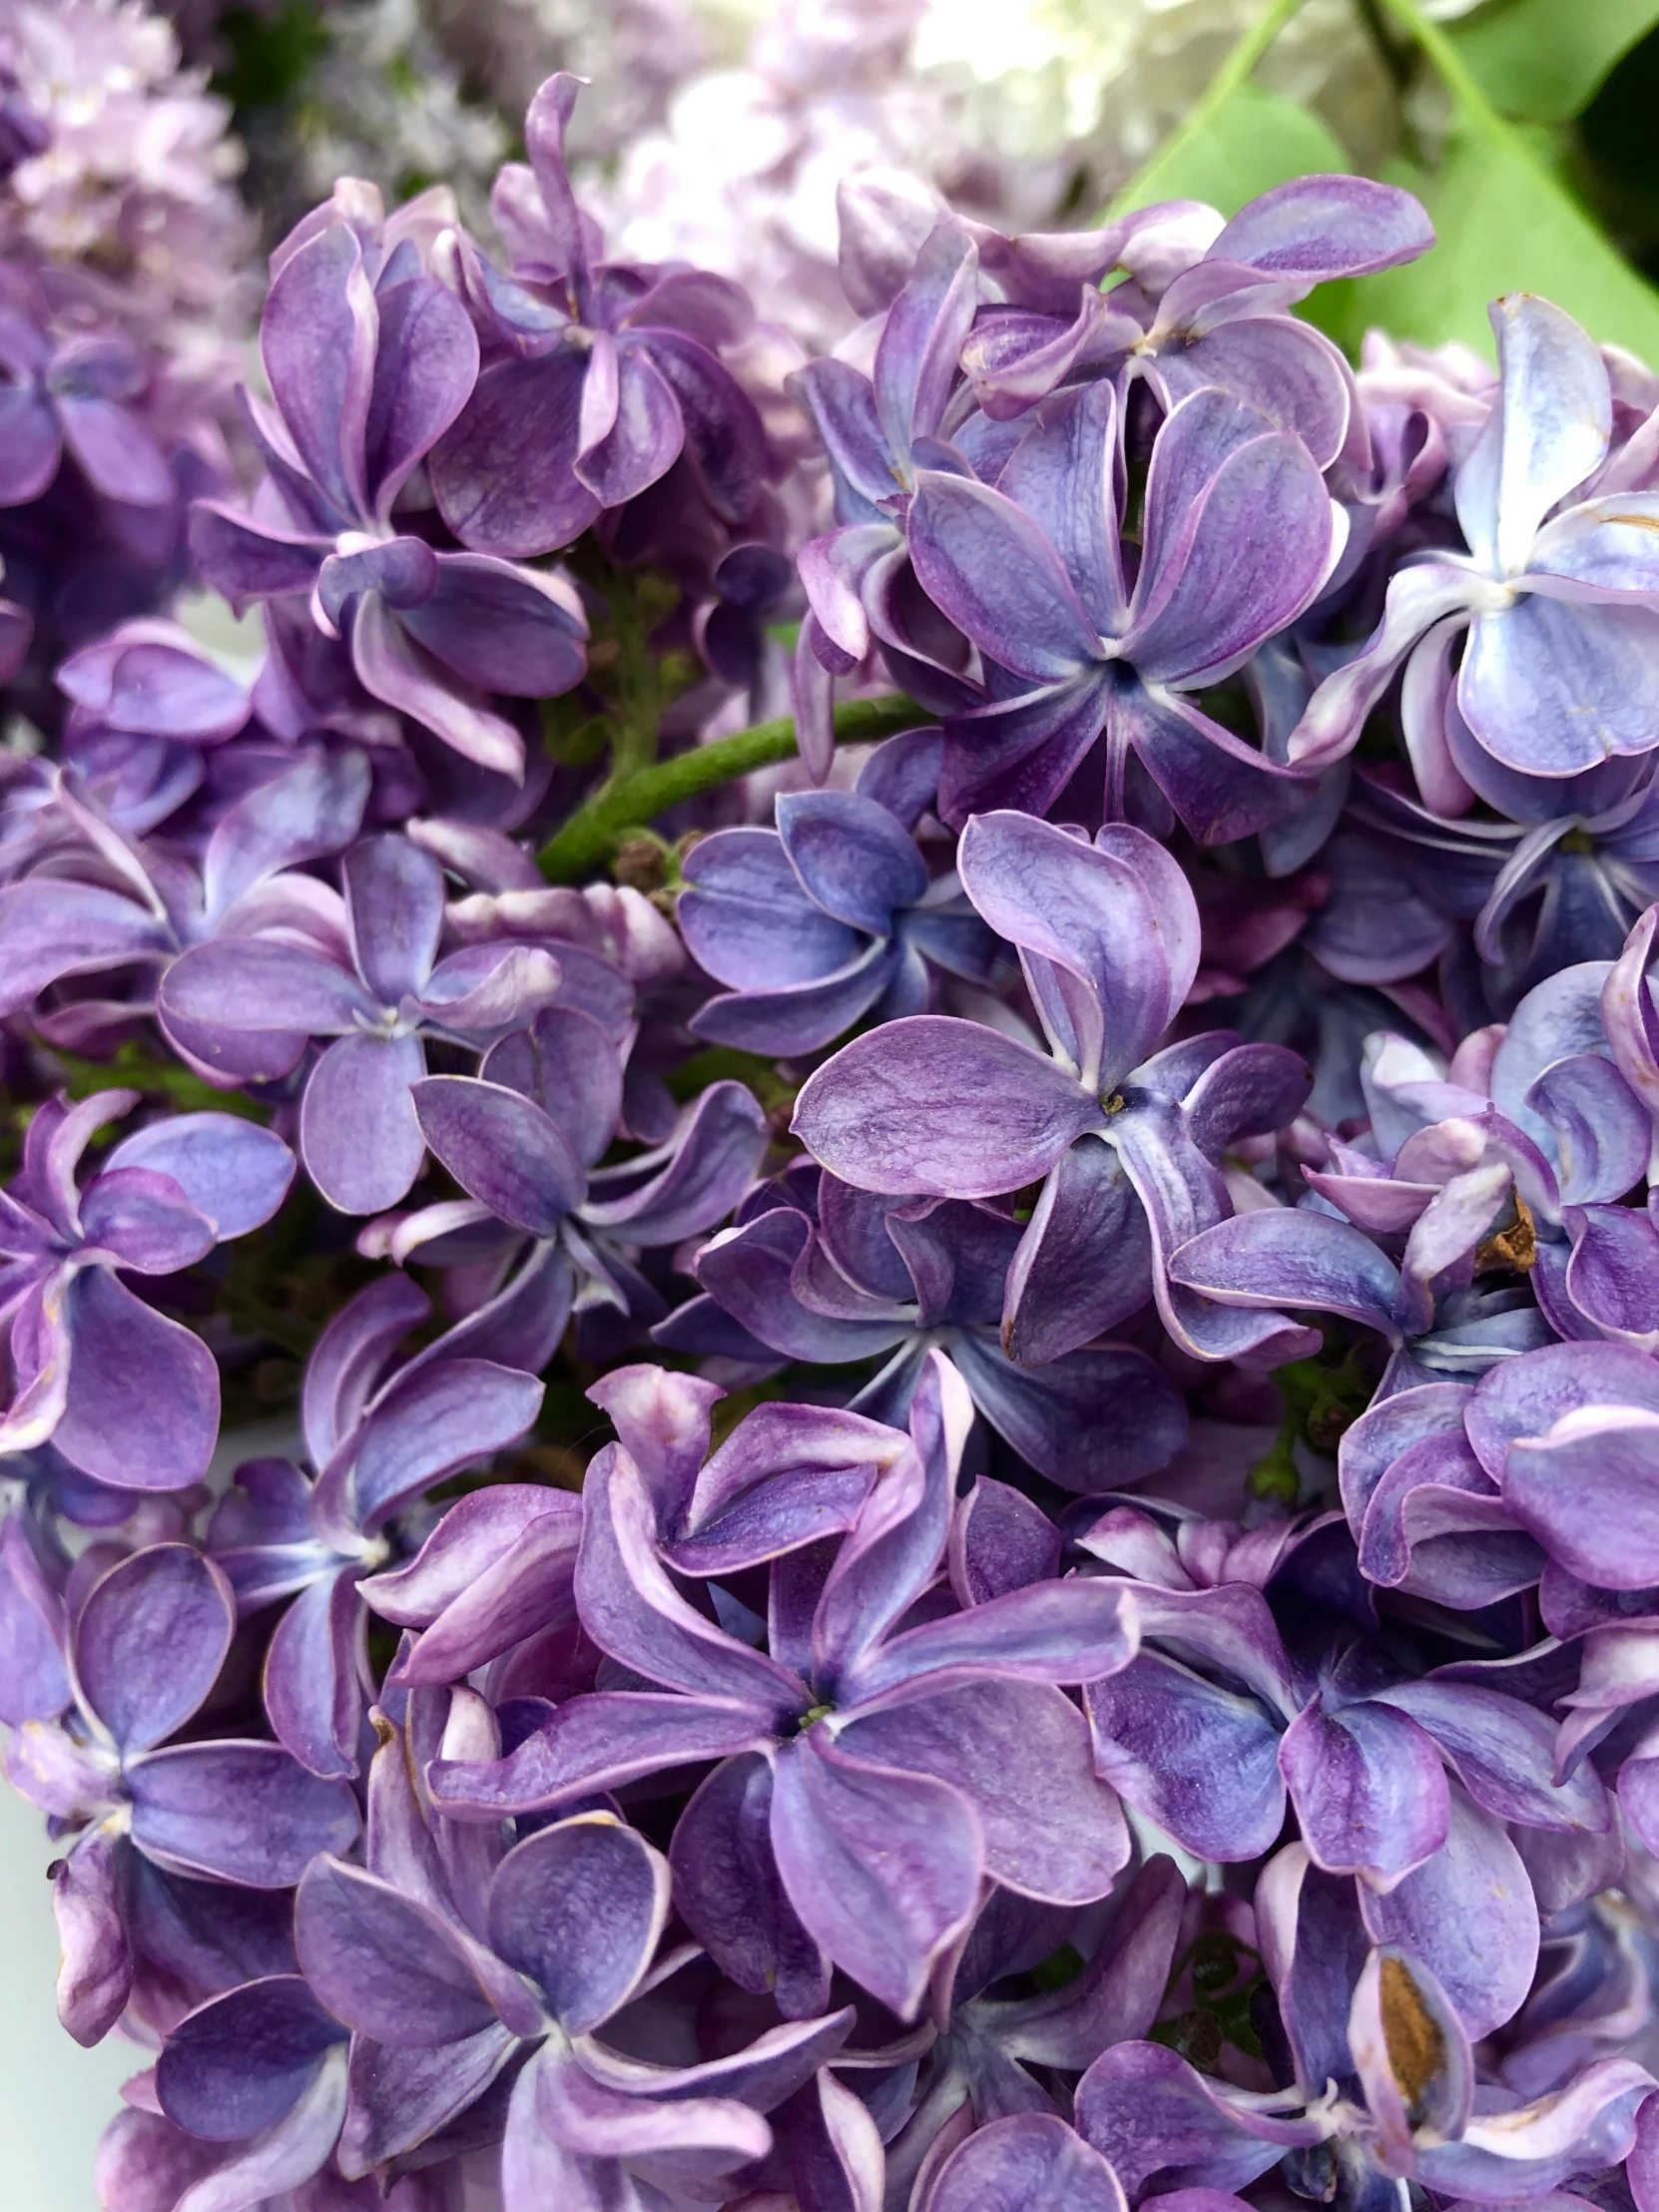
[793,1017,1103,1199]
[487,1815,669,2032]
[128,1742,360,1887]
[72,1544,232,1754]
[769,1730,981,2020]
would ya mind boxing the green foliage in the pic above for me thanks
[214,1,329,117]
[1114,0,1659,362]
[1113,83,1350,217]
[1448,0,1659,123]
[1328,0,1659,357]
[538,694,923,882]
[54,1041,271,1123]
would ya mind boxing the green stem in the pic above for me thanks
[538,693,922,881]
[1369,0,1507,131]
[1108,0,1316,215]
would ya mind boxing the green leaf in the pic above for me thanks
[1114,82,1349,216]
[1448,0,1659,121]
[1346,118,1659,357]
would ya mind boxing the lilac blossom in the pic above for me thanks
[158,832,567,1214]
[429,1355,1137,2019]
[206,1271,547,1777]
[1311,753,1659,1001]
[385,1034,769,1360]
[1079,1870,1653,2202]
[793,811,1315,1366]
[664,1161,1190,1492]
[677,741,997,1056]
[909,380,1338,837]
[0,746,371,1053]
[0,1089,291,1486]
[962,175,1432,471]
[189,188,588,779]
[293,1698,851,2204]
[1293,295,1659,783]
[1080,1562,1608,1922]
[427,75,767,561]
[2,1542,359,2043]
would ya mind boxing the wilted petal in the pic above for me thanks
[53,1825,134,2045]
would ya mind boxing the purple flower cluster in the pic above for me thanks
[8,61,1659,2212]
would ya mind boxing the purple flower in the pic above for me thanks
[1,1542,359,2043]
[294,1702,851,2202]
[1309,754,1659,1001]
[0,746,371,1053]
[189,200,587,779]
[793,811,1315,1366]
[0,284,175,511]
[886,1858,1187,2205]
[430,1355,1136,2019]
[1079,1869,1652,2203]
[1082,1569,1606,1905]
[207,1271,547,1776]
[963,175,1432,472]
[394,1043,769,1359]
[1170,963,1658,1382]
[428,75,767,561]
[0,1090,292,1487]
[151,1976,352,2209]
[1293,296,1659,783]
[158,832,566,1213]
[902,381,1338,837]
[667,1161,1189,1493]
[678,751,997,1057]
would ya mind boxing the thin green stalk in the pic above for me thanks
[1369,0,1510,131]
[538,693,923,881]
[1107,0,1316,215]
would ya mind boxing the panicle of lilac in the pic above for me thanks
[8,58,1659,2212]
